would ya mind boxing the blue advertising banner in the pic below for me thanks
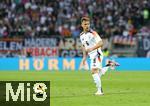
[0,57,150,71]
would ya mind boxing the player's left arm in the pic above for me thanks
[87,41,103,53]
[87,41,103,52]
[86,32,103,53]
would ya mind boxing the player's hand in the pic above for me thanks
[81,58,86,66]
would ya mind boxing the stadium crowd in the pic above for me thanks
[0,0,149,38]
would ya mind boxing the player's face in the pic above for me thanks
[81,20,90,32]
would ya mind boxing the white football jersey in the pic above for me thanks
[80,29,103,59]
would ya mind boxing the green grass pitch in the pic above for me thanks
[0,71,150,106]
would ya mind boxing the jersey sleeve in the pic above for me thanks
[91,31,102,42]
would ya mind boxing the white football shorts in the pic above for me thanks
[90,55,103,69]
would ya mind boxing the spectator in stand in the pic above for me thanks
[0,0,149,38]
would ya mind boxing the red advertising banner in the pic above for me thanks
[24,47,58,57]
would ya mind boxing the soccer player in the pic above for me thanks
[80,17,119,95]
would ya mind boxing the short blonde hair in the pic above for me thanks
[81,16,90,23]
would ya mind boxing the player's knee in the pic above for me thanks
[91,68,99,74]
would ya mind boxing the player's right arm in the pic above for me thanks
[81,45,87,65]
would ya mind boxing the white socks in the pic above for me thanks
[99,66,109,77]
[92,73,102,92]
[92,67,109,93]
